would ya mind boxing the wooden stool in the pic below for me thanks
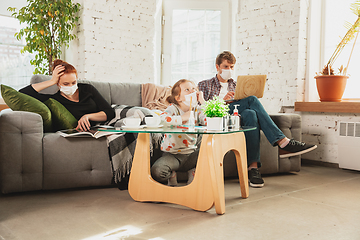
[128,132,249,215]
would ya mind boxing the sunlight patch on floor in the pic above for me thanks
[82,225,142,240]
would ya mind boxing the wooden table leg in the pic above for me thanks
[204,134,226,214]
[233,132,249,199]
[128,133,215,212]
[206,132,249,214]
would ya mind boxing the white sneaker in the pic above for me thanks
[168,171,178,186]
[187,168,196,185]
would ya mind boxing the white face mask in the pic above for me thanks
[220,69,234,81]
[183,91,197,107]
[60,84,78,96]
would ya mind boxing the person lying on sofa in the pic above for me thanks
[198,51,317,188]
[19,59,115,130]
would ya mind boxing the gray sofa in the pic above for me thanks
[0,75,302,194]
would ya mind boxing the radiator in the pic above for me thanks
[338,122,360,171]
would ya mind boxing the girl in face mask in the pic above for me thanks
[151,79,206,187]
[19,59,115,132]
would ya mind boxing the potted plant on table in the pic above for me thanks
[315,1,360,102]
[8,0,81,75]
[202,96,229,130]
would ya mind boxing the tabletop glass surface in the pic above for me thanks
[98,125,256,135]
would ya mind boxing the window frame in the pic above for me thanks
[305,0,325,102]
[161,0,232,86]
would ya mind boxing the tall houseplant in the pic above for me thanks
[8,0,81,75]
[315,1,360,102]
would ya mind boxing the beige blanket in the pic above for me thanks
[141,83,172,111]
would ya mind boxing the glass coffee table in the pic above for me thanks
[99,126,256,215]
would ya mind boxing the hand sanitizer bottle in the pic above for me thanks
[233,105,240,129]
[188,111,195,131]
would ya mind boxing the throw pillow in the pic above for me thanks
[1,84,52,132]
[44,98,78,131]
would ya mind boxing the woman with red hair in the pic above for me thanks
[20,59,115,131]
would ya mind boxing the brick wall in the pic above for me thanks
[69,0,157,83]
[235,0,306,114]
[300,112,360,164]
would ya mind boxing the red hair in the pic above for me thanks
[52,59,77,77]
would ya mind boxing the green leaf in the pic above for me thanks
[202,97,230,118]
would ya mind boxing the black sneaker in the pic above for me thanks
[248,168,264,188]
[279,139,317,158]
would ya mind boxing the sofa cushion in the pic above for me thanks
[44,98,78,131]
[1,84,52,132]
[77,80,142,107]
[42,133,112,190]
[30,75,58,94]
[78,80,112,104]
[110,83,142,106]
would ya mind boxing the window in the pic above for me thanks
[306,0,360,101]
[0,15,34,90]
[162,0,230,85]
[323,0,360,99]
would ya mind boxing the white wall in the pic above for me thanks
[301,113,360,163]
[236,0,307,114]
[68,0,157,83]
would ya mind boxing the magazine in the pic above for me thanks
[57,126,119,139]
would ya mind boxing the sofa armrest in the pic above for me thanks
[270,113,301,141]
[271,113,302,173]
[258,113,302,174]
[0,110,44,193]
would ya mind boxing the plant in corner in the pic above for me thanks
[8,0,81,75]
[202,96,229,130]
[315,1,360,102]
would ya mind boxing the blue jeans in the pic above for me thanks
[228,96,286,168]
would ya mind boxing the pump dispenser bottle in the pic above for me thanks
[233,105,240,129]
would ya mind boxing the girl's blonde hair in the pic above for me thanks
[166,79,197,105]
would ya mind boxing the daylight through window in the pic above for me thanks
[0,15,34,90]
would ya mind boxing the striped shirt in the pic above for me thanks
[198,75,236,101]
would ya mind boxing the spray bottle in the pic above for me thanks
[233,105,240,129]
